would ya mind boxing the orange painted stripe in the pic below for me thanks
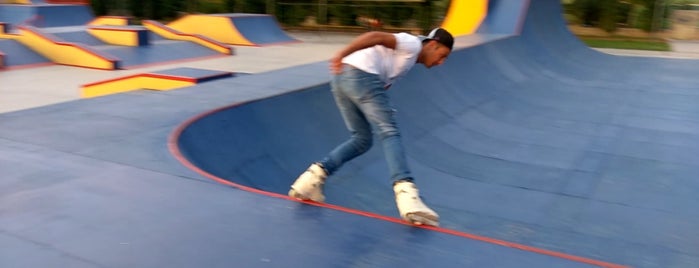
[167,100,629,268]
[82,73,197,88]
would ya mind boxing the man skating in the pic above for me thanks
[289,28,454,227]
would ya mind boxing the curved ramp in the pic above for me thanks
[172,0,699,267]
[476,0,530,34]
[167,13,298,46]
[441,0,487,36]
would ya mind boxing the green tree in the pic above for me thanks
[224,0,236,12]
[242,0,266,13]
[328,1,354,25]
[91,0,109,16]
[128,0,143,18]
[598,0,619,32]
[571,0,600,26]
[628,0,673,32]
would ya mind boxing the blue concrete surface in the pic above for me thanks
[174,0,699,267]
[223,13,298,45]
[96,40,224,68]
[34,4,93,27]
[0,4,93,28]
[49,26,151,47]
[1,0,698,267]
[0,39,50,67]
[0,63,605,268]
[477,0,530,34]
[0,5,35,30]
[51,28,105,46]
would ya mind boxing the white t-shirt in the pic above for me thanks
[342,33,421,87]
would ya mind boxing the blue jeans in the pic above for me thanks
[320,65,413,183]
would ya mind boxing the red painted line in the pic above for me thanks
[82,73,144,87]
[88,26,143,33]
[142,73,197,83]
[167,101,629,268]
[82,73,196,88]
[57,62,117,70]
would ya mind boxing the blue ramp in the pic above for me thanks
[0,39,50,67]
[477,0,530,34]
[97,40,225,68]
[226,13,299,45]
[34,4,94,27]
[0,4,93,28]
[173,0,699,267]
[47,27,105,46]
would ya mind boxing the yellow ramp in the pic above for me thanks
[441,0,488,36]
[81,74,195,98]
[81,67,233,98]
[143,20,234,54]
[168,15,254,46]
[88,16,131,26]
[16,26,119,70]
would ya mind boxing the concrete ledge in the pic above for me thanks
[81,67,235,98]
[88,25,150,47]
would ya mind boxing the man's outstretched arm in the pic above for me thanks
[329,31,397,74]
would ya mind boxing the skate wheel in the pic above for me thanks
[288,189,306,200]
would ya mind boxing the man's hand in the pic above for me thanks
[329,54,343,75]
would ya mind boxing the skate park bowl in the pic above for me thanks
[170,0,699,267]
[2,0,699,267]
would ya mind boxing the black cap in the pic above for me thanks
[425,28,454,50]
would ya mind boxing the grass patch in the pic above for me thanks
[577,37,671,51]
